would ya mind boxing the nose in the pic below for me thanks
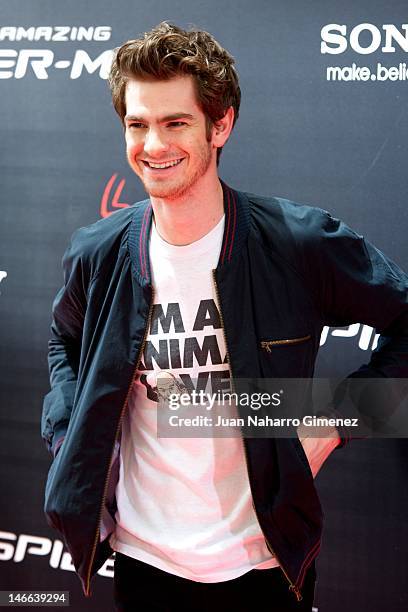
[143,127,169,158]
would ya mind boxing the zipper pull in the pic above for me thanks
[289,584,303,602]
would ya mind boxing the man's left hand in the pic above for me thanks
[297,424,341,478]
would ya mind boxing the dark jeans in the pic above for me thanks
[114,552,317,612]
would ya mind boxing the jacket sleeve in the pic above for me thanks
[41,229,92,456]
[302,210,408,447]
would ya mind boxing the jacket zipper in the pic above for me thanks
[84,287,155,596]
[261,335,311,353]
[212,271,303,602]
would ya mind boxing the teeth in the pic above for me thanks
[147,159,182,169]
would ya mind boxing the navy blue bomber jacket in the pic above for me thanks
[41,181,408,600]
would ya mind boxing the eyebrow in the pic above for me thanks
[124,112,195,123]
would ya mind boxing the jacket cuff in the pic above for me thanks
[316,405,351,449]
[52,436,65,457]
[50,424,68,457]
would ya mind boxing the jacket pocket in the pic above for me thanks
[292,436,314,479]
[260,334,311,353]
[258,333,313,378]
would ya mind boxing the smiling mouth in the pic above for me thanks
[142,158,184,169]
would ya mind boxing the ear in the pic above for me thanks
[211,106,235,149]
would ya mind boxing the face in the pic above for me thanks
[124,75,216,199]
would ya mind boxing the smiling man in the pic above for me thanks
[122,73,232,245]
[124,77,216,198]
[42,21,408,612]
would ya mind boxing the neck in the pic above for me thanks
[149,174,224,246]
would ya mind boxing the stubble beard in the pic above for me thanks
[137,142,213,200]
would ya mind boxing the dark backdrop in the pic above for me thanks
[1,1,407,610]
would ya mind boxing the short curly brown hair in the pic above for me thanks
[108,21,241,164]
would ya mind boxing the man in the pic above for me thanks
[41,22,408,612]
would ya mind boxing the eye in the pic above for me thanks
[128,122,146,129]
[167,121,186,127]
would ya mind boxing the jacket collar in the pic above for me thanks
[127,179,250,285]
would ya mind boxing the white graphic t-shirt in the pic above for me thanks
[110,215,278,582]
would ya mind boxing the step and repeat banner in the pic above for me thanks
[1,1,407,610]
